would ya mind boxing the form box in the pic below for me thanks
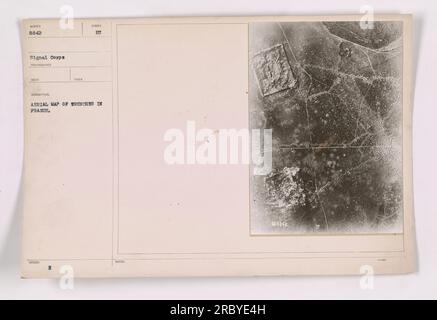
[28,51,111,68]
[27,67,70,82]
[71,67,111,82]
[27,66,111,82]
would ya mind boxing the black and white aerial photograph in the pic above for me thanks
[250,21,404,234]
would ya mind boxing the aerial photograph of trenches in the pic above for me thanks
[249,21,403,234]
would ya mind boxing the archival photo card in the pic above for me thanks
[21,15,414,277]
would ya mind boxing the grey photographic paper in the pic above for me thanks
[250,21,403,234]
